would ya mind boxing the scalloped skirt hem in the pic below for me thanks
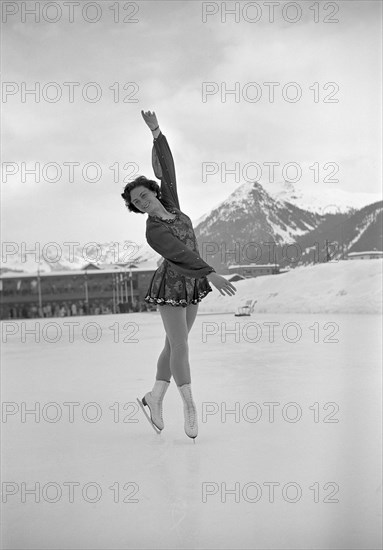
[144,261,213,308]
[144,287,213,308]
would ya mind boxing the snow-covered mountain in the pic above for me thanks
[0,240,159,275]
[193,181,332,271]
[295,200,383,264]
[265,180,382,214]
[191,211,210,227]
[192,181,382,271]
[195,180,323,241]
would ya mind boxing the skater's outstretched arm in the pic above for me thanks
[146,221,237,295]
[141,110,180,210]
[146,221,215,278]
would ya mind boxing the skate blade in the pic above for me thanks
[136,398,161,435]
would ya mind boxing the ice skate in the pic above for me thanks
[177,383,198,441]
[137,379,170,433]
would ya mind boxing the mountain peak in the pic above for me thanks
[265,180,381,214]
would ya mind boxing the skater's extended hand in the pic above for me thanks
[141,110,159,130]
[207,273,237,297]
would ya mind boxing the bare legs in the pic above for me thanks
[156,303,199,386]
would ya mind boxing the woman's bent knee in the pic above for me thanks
[168,339,188,351]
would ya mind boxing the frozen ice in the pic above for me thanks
[1,308,382,549]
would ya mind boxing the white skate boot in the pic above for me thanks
[139,380,170,432]
[177,383,198,440]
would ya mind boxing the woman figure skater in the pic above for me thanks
[121,110,237,441]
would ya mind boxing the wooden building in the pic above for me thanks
[0,263,158,320]
[227,263,280,279]
[347,251,383,260]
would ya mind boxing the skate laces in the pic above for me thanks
[149,392,164,421]
[179,386,197,430]
[185,400,196,427]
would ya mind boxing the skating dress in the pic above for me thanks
[144,131,216,307]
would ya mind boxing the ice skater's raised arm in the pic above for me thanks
[141,109,180,209]
[141,110,160,138]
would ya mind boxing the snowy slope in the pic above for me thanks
[199,260,382,314]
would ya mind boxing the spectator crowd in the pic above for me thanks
[2,299,157,320]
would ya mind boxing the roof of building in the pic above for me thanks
[0,264,158,279]
[228,264,279,269]
[347,251,383,256]
[227,273,246,279]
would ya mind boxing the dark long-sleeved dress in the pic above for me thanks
[144,131,216,307]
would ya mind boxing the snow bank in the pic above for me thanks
[199,260,383,314]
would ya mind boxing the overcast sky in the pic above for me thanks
[2,0,382,256]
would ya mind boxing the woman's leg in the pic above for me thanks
[155,336,172,383]
[156,303,199,386]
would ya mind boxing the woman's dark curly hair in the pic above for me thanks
[121,175,162,214]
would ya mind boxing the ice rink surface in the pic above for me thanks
[1,311,382,549]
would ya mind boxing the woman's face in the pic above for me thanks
[130,186,157,213]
